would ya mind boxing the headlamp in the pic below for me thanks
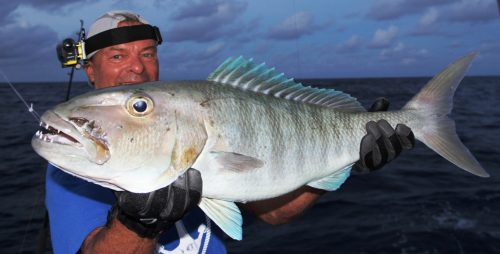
[56,24,162,68]
[56,38,86,68]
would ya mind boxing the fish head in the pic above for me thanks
[32,83,207,193]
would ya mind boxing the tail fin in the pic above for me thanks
[403,52,489,177]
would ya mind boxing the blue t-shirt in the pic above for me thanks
[45,164,227,254]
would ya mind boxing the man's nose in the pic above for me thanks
[129,55,145,74]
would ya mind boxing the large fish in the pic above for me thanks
[32,52,488,240]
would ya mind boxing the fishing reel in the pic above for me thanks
[56,21,86,68]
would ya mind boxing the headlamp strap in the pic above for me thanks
[84,24,162,57]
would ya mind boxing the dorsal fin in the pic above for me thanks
[208,56,365,112]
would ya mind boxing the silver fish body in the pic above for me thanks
[192,85,411,201]
[32,53,489,240]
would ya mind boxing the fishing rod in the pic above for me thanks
[60,19,86,102]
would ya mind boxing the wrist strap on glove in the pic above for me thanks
[107,204,172,239]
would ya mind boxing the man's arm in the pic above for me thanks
[81,219,156,253]
[241,186,325,225]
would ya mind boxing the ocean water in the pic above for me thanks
[1,77,499,254]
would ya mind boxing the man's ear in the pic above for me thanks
[84,61,95,83]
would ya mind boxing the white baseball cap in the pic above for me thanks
[85,10,152,59]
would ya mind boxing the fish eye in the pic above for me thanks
[133,99,148,113]
[126,94,154,117]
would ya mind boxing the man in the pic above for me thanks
[46,10,414,254]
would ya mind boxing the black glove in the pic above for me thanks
[108,168,202,238]
[353,98,415,174]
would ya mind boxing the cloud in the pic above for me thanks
[201,42,226,59]
[0,3,19,24]
[267,12,322,40]
[0,0,101,81]
[165,0,248,42]
[419,8,439,28]
[369,25,399,48]
[410,8,441,36]
[171,0,220,20]
[408,0,496,37]
[379,42,406,59]
[158,48,219,80]
[336,35,362,54]
[367,0,455,20]
[368,0,497,26]
[0,23,66,82]
[444,0,498,23]
[1,0,99,26]
[4,0,95,15]
[0,25,58,63]
[478,41,500,55]
[401,57,417,65]
[379,42,430,66]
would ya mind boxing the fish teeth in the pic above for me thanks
[36,129,53,143]
[82,122,90,130]
[82,120,97,134]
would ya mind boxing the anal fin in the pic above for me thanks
[198,197,243,240]
[307,165,352,191]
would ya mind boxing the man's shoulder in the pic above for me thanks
[45,164,115,253]
[46,163,115,205]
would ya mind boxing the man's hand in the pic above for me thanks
[353,98,415,173]
[111,168,202,238]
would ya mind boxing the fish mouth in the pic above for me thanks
[36,122,81,146]
[34,111,110,165]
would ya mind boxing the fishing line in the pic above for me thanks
[1,70,41,122]
[6,74,49,254]
[1,69,44,254]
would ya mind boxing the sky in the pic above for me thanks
[0,0,498,82]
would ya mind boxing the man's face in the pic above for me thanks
[84,21,159,89]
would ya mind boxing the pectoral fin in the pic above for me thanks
[307,165,352,191]
[211,151,264,172]
[198,197,243,240]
